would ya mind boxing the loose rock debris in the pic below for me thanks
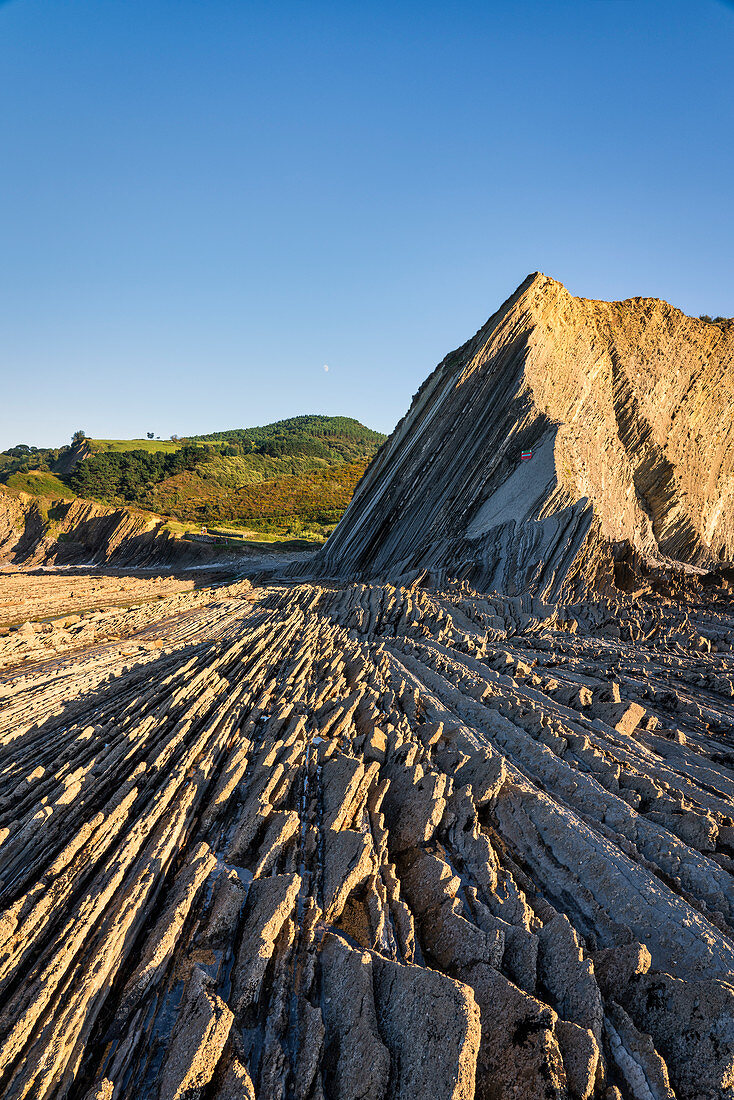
[0,576,732,1099]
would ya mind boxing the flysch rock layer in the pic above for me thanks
[299,274,734,599]
[0,488,276,569]
[0,572,732,1099]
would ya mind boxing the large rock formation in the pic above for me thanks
[312,274,734,598]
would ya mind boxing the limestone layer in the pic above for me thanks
[310,274,734,597]
[0,572,732,1099]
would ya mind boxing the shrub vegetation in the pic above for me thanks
[0,415,385,538]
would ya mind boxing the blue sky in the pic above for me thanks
[1,0,732,449]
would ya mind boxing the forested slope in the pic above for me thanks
[0,416,386,538]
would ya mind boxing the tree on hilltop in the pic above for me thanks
[72,430,86,444]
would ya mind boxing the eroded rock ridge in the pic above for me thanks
[0,573,732,1099]
[310,274,734,598]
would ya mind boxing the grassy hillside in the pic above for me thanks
[4,470,76,500]
[151,459,370,535]
[0,416,385,539]
[88,438,181,454]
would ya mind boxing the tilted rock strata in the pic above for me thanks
[0,570,253,675]
[0,575,732,1098]
[306,274,734,597]
[0,488,245,568]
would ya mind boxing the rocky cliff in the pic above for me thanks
[0,489,214,567]
[313,274,734,599]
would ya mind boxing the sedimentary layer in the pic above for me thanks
[308,274,734,598]
[0,490,214,567]
[0,573,732,1099]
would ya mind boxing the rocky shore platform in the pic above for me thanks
[0,571,731,1100]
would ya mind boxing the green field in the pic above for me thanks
[88,438,182,454]
[160,518,324,546]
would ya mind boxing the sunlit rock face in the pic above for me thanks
[314,274,734,598]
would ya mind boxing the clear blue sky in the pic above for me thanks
[1,0,732,450]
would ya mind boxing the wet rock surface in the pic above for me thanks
[0,571,731,1099]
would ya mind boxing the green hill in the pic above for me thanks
[3,469,76,500]
[0,416,386,540]
[190,415,384,455]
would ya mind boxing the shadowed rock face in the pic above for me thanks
[312,274,734,598]
[0,491,292,571]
